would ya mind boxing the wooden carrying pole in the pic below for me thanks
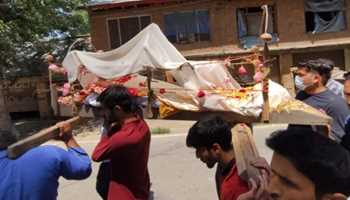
[7,116,81,159]
[232,123,260,182]
[260,5,272,123]
[261,43,270,123]
[146,67,154,119]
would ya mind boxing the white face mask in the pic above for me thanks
[295,75,313,91]
[295,76,306,90]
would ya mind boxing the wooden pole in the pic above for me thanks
[232,123,260,182]
[146,67,154,119]
[260,5,271,123]
[7,116,81,159]
[261,42,270,123]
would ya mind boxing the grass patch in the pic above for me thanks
[151,127,171,135]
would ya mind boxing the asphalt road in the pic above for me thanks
[57,123,287,200]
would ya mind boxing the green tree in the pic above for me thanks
[0,0,90,78]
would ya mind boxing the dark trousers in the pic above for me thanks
[341,133,350,151]
[96,162,110,200]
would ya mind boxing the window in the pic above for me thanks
[236,6,278,49]
[304,0,346,33]
[164,10,210,44]
[108,16,151,48]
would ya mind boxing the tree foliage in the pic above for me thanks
[0,0,90,78]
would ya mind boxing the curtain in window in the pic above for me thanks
[313,11,346,33]
[177,11,197,42]
[164,10,210,43]
[305,0,346,33]
[164,13,178,42]
[305,0,344,12]
[237,6,278,49]
[196,10,210,34]
[237,9,248,38]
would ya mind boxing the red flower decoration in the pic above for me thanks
[128,88,138,96]
[253,71,264,82]
[139,82,146,87]
[159,88,166,94]
[238,65,248,75]
[197,90,206,98]
[114,75,132,84]
[239,88,246,93]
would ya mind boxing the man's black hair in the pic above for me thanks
[97,85,140,115]
[266,126,350,197]
[186,115,233,151]
[0,129,18,150]
[298,59,332,85]
[314,58,335,71]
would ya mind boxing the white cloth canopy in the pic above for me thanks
[62,23,187,83]
[60,22,295,118]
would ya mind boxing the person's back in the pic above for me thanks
[0,145,91,200]
[296,89,349,141]
[0,123,92,200]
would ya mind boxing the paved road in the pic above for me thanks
[57,123,287,200]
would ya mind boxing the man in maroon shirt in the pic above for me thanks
[186,116,250,200]
[92,85,151,200]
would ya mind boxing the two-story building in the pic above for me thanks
[87,0,350,93]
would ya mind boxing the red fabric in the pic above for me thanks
[92,118,151,200]
[218,164,249,200]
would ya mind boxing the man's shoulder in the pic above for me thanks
[23,145,65,159]
[325,90,346,102]
[220,164,249,200]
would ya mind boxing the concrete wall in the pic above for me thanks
[0,77,50,117]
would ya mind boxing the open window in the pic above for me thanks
[108,15,151,49]
[305,0,346,33]
[236,6,278,49]
[164,10,210,44]
[237,6,278,49]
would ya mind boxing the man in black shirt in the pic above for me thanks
[294,59,350,144]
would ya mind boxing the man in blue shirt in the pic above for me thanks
[0,122,92,200]
[294,59,350,143]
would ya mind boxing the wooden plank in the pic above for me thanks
[269,100,332,125]
[146,67,154,119]
[232,123,260,182]
[279,53,296,96]
[7,116,81,159]
[261,39,270,123]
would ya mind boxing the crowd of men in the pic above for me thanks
[1,58,350,200]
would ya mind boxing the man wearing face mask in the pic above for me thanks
[294,59,350,145]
